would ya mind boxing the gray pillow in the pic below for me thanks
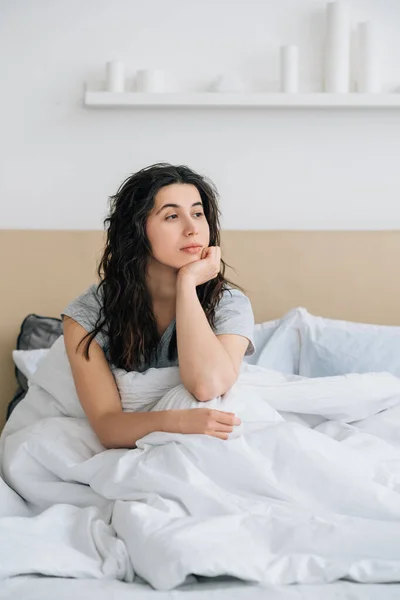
[7,314,63,420]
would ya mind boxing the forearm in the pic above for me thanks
[175,274,237,401]
[97,410,181,449]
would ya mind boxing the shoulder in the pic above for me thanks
[216,286,254,315]
[69,283,103,309]
[62,283,103,316]
[213,286,255,356]
[60,283,109,352]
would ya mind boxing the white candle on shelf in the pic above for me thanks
[136,70,166,93]
[106,61,125,93]
[357,21,380,93]
[280,45,299,93]
[324,1,350,93]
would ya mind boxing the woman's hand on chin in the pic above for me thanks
[178,246,221,287]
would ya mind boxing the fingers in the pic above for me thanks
[212,410,241,427]
[200,247,221,280]
[200,408,241,440]
[210,246,221,259]
[208,432,230,440]
[214,424,234,433]
[203,246,221,259]
[214,246,222,270]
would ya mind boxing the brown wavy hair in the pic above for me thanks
[77,163,243,371]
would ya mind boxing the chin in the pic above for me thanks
[179,254,201,265]
[153,252,201,270]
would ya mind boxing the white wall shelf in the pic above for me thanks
[84,91,400,108]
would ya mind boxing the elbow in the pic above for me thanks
[99,436,114,450]
[93,421,111,449]
[181,376,214,402]
[183,362,240,402]
[99,435,135,450]
[97,431,113,449]
[193,374,238,402]
[94,417,118,450]
[193,385,217,402]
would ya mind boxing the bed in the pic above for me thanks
[1,228,400,600]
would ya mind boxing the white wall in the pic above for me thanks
[1,0,400,230]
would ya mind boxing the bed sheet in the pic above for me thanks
[3,339,400,589]
[2,577,400,600]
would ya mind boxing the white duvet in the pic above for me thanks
[2,336,400,589]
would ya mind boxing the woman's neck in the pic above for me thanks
[146,258,178,304]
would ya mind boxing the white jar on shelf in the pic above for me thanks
[324,1,350,93]
[356,21,380,93]
[136,69,167,93]
[280,45,299,93]
[106,61,125,93]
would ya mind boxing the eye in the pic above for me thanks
[165,212,204,221]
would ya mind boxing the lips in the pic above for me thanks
[181,245,202,254]
[181,244,202,250]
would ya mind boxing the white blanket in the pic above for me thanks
[2,336,400,590]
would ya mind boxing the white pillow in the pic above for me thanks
[244,308,302,374]
[298,308,400,378]
[12,348,49,380]
[243,318,280,366]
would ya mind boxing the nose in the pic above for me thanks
[183,216,199,237]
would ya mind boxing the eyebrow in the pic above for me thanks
[156,201,203,215]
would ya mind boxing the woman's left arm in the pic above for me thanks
[176,273,249,402]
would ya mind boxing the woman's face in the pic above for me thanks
[146,183,210,270]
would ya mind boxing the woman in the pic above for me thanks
[62,163,255,449]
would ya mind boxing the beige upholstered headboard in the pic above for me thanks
[1,229,400,432]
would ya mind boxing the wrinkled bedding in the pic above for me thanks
[1,336,400,590]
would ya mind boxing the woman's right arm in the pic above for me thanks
[62,316,239,449]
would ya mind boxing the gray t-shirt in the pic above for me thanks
[61,283,255,371]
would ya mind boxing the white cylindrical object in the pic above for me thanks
[280,45,299,93]
[324,1,350,93]
[136,69,166,93]
[106,61,125,93]
[357,21,380,93]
